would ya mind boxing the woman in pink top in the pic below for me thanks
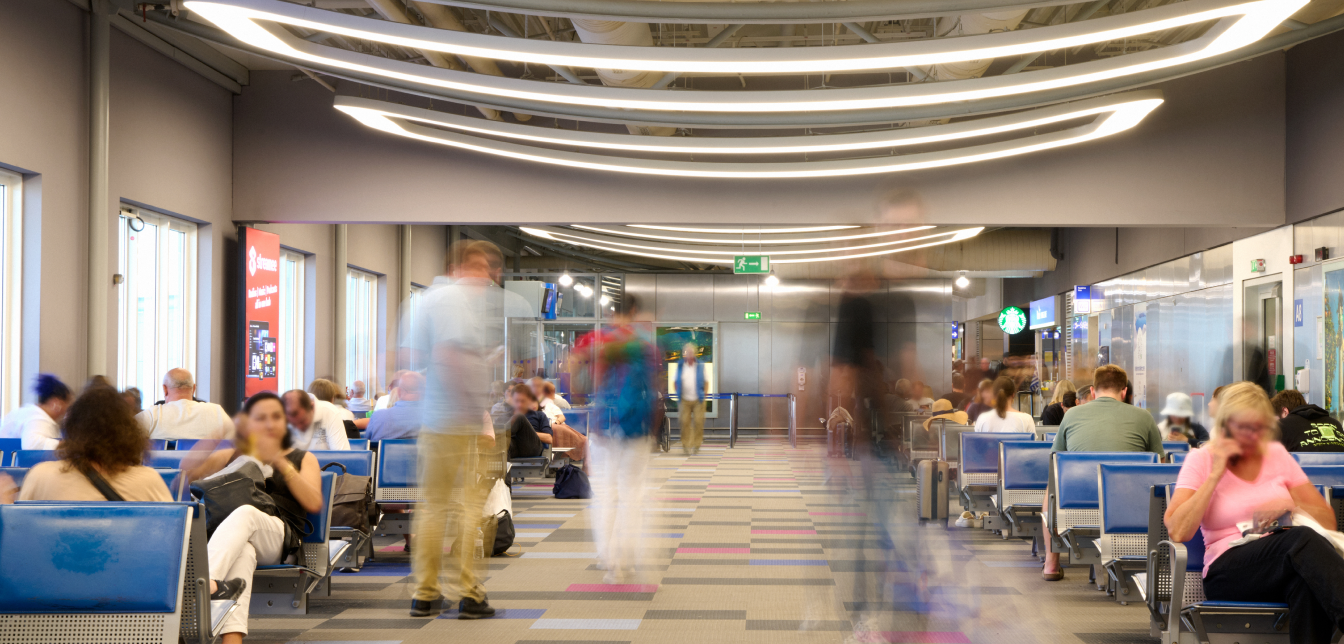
[1165,382,1343,644]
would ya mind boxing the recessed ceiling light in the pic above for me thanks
[956,273,971,288]
[558,272,573,287]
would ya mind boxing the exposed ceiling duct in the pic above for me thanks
[568,19,675,136]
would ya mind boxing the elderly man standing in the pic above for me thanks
[675,342,708,455]
[136,369,235,441]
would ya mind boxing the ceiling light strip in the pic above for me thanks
[416,0,1075,24]
[190,0,1300,113]
[533,226,975,256]
[334,91,1159,155]
[571,225,937,245]
[335,95,1162,178]
[187,0,1284,74]
[628,225,859,234]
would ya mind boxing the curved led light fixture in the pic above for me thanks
[335,93,1162,179]
[532,226,973,257]
[187,0,1301,74]
[423,0,1076,25]
[188,0,1302,113]
[573,225,935,245]
[336,92,1156,155]
[521,226,986,264]
[629,225,859,234]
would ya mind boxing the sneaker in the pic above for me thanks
[210,578,246,601]
[954,511,973,528]
[458,596,496,620]
[409,598,440,617]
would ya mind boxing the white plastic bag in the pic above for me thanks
[483,473,513,517]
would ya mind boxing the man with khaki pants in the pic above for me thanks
[675,342,708,455]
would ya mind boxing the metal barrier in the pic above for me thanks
[668,392,798,449]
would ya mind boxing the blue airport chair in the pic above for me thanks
[0,438,19,466]
[146,450,192,469]
[0,503,194,641]
[1098,463,1181,604]
[1162,441,1190,455]
[313,450,375,570]
[1293,452,1344,466]
[157,469,190,501]
[933,420,974,473]
[148,439,169,450]
[1041,432,1057,443]
[253,471,347,614]
[348,439,370,450]
[173,439,233,452]
[15,450,59,467]
[1170,451,1189,464]
[958,432,1033,517]
[565,408,592,436]
[0,466,28,492]
[313,450,373,477]
[996,441,1052,538]
[1049,451,1159,569]
[373,439,419,504]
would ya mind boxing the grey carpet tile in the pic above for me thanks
[642,610,748,620]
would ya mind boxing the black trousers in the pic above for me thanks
[1203,527,1344,644]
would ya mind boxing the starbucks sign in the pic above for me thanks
[998,306,1028,334]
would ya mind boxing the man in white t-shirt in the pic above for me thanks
[136,369,235,441]
[283,389,351,450]
[0,374,73,449]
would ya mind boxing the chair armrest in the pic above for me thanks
[1158,540,1189,637]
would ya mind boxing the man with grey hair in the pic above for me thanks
[136,368,235,441]
[348,380,374,414]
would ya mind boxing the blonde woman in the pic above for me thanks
[1040,380,1076,426]
[1165,382,1343,644]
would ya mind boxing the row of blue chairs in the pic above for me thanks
[1,437,372,468]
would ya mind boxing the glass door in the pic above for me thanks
[542,323,599,406]
[1244,277,1283,392]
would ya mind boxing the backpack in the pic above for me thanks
[552,464,592,499]
[322,462,377,533]
[483,509,515,556]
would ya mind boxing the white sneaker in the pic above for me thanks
[954,511,973,528]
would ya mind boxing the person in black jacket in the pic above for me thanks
[1040,392,1076,426]
[506,385,549,459]
[1272,390,1344,452]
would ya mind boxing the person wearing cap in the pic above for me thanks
[923,399,969,433]
[1157,392,1209,447]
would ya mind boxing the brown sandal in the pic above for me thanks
[1042,570,1064,581]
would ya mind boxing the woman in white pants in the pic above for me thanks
[191,392,324,643]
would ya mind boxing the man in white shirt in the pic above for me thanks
[282,389,351,450]
[136,369,235,441]
[0,374,73,449]
[530,376,571,411]
[347,380,374,414]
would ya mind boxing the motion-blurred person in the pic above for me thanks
[974,376,1036,433]
[888,379,916,412]
[675,342,708,455]
[282,389,351,450]
[1039,392,1076,426]
[504,387,546,459]
[1273,389,1344,452]
[122,387,142,413]
[531,376,572,411]
[137,368,235,441]
[940,372,968,410]
[965,379,994,423]
[588,295,658,584]
[1042,365,1163,580]
[914,382,935,410]
[404,240,516,619]
[489,381,513,428]
[309,378,356,421]
[374,370,410,411]
[347,380,374,414]
[0,374,72,449]
[365,372,426,442]
[1158,392,1210,447]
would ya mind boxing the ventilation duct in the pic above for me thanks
[570,19,676,136]
[921,11,1030,80]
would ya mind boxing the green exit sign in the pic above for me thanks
[734,255,770,274]
[744,312,762,320]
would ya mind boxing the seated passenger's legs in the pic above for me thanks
[208,504,286,639]
[1204,527,1344,644]
[1041,490,1061,579]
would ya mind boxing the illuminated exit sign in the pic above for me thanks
[744,312,762,320]
[734,255,770,274]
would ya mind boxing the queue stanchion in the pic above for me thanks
[729,393,740,449]
[788,393,797,449]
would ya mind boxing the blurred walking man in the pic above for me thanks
[675,342,707,455]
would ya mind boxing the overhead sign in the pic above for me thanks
[998,306,1028,335]
[1074,285,1092,314]
[734,255,770,274]
[1029,295,1059,330]
[744,311,762,320]
[240,227,280,398]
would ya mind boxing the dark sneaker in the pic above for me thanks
[457,596,496,619]
[209,578,246,601]
[410,598,441,617]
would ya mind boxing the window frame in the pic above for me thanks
[116,206,199,401]
[0,170,22,415]
[278,248,307,393]
[346,267,380,395]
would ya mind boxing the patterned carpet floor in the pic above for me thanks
[246,435,1153,644]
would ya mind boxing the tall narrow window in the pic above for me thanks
[117,207,197,401]
[346,268,379,394]
[278,249,307,392]
[0,170,21,415]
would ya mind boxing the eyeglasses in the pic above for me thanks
[1225,421,1268,434]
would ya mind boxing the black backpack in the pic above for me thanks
[322,462,377,533]
[552,464,592,499]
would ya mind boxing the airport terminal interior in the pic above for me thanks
[11,0,1344,642]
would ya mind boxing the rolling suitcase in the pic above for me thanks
[916,459,950,521]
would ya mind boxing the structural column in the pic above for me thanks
[87,0,111,379]
[333,224,347,384]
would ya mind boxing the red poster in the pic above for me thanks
[242,227,281,397]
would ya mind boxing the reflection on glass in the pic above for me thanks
[132,221,159,398]
[543,324,598,406]
[657,325,715,414]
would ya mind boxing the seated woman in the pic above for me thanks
[1165,382,1344,644]
[188,392,324,644]
[513,384,588,462]
[973,376,1036,433]
[1158,391,1210,447]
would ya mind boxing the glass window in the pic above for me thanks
[0,170,21,415]
[278,250,306,392]
[346,268,379,394]
[117,207,197,402]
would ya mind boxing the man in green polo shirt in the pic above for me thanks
[1041,364,1164,581]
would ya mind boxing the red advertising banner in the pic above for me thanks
[242,227,280,397]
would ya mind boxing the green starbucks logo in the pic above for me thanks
[999,306,1027,334]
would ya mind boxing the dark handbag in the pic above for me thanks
[190,460,278,537]
[552,464,592,499]
[322,462,375,533]
[484,509,515,556]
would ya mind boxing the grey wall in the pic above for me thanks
[1287,28,1344,224]
[629,273,953,431]
[233,55,1286,228]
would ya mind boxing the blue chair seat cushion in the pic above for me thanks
[1193,601,1290,610]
